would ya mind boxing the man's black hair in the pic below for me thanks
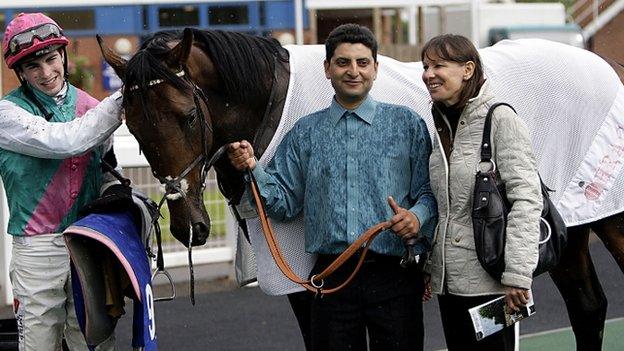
[325,24,378,62]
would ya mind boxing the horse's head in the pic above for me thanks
[99,29,214,247]
[99,28,290,248]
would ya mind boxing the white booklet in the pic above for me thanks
[469,290,535,341]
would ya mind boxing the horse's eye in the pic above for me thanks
[186,108,198,126]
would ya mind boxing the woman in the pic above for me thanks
[421,34,542,350]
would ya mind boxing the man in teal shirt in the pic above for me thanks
[229,24,436,350]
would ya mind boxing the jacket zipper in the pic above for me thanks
[432,108,452,294]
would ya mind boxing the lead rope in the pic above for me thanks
[247,170,387,295]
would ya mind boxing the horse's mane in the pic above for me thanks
[123,29,289,106]
[192,29,289,103]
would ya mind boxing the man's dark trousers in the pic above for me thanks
[309,251,425,351]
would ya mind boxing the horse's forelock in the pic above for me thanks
[123,32,191,110]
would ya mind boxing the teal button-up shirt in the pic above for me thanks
[253,95,437,256]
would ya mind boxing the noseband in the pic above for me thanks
[129,69,228,305]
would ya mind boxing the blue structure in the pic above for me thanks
[0,1,306,38]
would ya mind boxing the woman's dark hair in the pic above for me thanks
[325,23,377,62]
[421,34,485,108]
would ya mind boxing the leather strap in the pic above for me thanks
[248,170,386,295]
[480,102,516,161]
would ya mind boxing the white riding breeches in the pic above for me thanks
[10,233,115,351]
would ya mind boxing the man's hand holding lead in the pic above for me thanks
[386,196,421,239]
[228,140,256,171]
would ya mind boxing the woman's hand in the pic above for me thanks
[423,274,432,302]
[504,286,530,312]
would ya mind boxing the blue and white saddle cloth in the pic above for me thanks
[65,209,157,350]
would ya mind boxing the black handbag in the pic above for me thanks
[472,103,568,281]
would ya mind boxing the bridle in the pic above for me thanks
[128,68,228,305]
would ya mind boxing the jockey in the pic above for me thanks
[0,12,123,350]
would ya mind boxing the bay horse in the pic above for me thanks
[99,28,624,350]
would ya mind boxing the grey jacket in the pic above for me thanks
[424,81,543,296]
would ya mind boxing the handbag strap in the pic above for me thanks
[480,102,517,162]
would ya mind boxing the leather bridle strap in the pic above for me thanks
[151,144,229,305]
[147,77,222,305]
[247,170,386,295]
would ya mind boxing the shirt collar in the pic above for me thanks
[329,95,377,126]
[53,83,69,106]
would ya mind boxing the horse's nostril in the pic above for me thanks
[192,222,210,245]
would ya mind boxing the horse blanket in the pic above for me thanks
[240,39,624,295]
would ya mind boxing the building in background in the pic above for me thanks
[569,0,624,63]
[0,0,306,99]
[5,1,616,100]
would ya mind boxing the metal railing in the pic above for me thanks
[121,166,236,268]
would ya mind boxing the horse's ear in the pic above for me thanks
[97,34,127,82]
[166,28,194,68]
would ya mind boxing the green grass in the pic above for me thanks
[520,318,624,351]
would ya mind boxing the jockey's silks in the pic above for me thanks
[0,84,103,235]
[65,212,157,351]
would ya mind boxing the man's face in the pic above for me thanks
[19,50,65,97]
[324,43,378,109]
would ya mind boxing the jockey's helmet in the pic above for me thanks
[2,13,69,69]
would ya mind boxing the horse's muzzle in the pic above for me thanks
[191,221,210,246]
[171,221,210,247]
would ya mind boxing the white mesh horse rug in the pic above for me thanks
[240,39,624,296]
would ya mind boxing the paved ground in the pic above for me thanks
[0,238,620,350]
[110,238,624,350]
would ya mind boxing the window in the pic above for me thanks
[259,2,266,26]
[45,10,95,31]
[142,5,149,30]
[159,6,199,27]
[208,5,248,25]
[0,12,5,33]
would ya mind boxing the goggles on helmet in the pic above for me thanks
[4,23,63,59]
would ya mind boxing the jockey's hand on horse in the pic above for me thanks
[228,140,257,171]
[505,286,530,312]
[386,196,421,239]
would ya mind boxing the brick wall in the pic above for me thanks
[590,10,624,64]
